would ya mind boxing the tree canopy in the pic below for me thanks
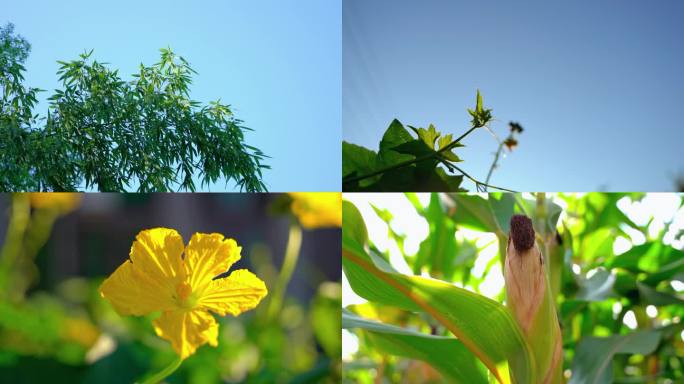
[0,23,268,192]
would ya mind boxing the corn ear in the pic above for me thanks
[504,215,563,384]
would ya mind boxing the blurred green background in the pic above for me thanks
[342,193,684,383]
[0,193,341,383]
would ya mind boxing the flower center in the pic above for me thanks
[175,282,198,310]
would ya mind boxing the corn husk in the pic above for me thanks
[504,215,563,384]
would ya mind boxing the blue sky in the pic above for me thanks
[344,0,684,191]
[4,0,340,192]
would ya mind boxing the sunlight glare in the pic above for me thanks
[415,193,431,206]
[612,302,622,319]
[342,273,366,307]
[387,242,412,275]
[479,263,505,298]
[671,280,684,292]
[663,203,684,248]
[613,236,632,255]
[586,268,598,279]
[623,310,638,330]
[342,330,359,360]
[572,264,581,275]
[470,232,498,279]
[620,224,646,245]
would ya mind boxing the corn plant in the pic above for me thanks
[342,193,684,383]
[342,92,522,192]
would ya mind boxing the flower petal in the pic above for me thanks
[100,228,185,316]
[199,269,268,316]
[288,192,342,229]
[29,192,81,213]
[100,261,175,315]
[184,233,241,294]
[130,228,186,293]
[129,228,186,281]
[152,309,218,359]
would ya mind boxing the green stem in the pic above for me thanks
[342,125,479,185]
[448,164,516,193]
[484,141,505,189]
[0,194,31,300]
[535,193,548,238]
[267,222,303,320]
[14,207,59,298]
[138,355,183,384]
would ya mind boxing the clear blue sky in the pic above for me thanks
[344,0,684,191]
[4,0,340,192]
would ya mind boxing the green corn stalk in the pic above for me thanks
[504,215,563,384]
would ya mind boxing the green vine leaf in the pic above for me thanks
[341,141,377,182]
[467,90,493,128]
[409,124,440,149]
[377,119,414,167]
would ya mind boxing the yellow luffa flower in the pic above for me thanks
[288,192,342,229]
[99,228,267,359]
[29,192,81,213]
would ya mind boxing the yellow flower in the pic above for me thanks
[288,193,342,229]
[29,193,81,214]
[99,228,267,359]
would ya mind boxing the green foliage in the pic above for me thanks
[342,91,513,193]
[0,294,94,365]
[569,329,661,384]
[0,24,268,192]
[311,283,343,360]
[343,193,684,384]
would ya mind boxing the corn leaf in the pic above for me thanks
[343,310,488,384]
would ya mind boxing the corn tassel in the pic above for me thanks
[504,215,563,384]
